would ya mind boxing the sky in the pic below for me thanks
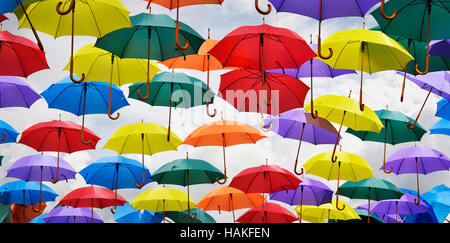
[0,0,448,223]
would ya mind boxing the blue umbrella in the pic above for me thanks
[0,119,19,144]
[78,156,153,213]
[113,202,163,223]
[0,180,58,205]
[422,184,450,223]
[41,76,129,144]
[430,118,450,136]
[400,188,439,223]
[436,98,450,120]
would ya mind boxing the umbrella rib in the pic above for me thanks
[14,83,32,108]
[221,35,249,67]
[6,43,28,77]
[330,40,353,70]
[90,82,112,112]
[85,2,103,37]
[154,28,165,61]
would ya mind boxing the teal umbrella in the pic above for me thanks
[0,203,11,223]
[128,71,214,141]
[165,208,216,223]
[95,12,205,101]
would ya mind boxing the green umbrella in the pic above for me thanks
[338,178,404,223]
[0,203,11,223]
[346,106,427,173]
[151,153,225,220]
[329,209,384,224]
[165,208,216,223]
[128,71,214,141]
[0,155,3,166]
[94,12,205,100]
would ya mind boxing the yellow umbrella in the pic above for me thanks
[130,187,197,223]
[317,28,414,111]
[65,43,160,119]
[14,0,132,83]
[295,199,361,222]
[103,121,182,188]
[303,148,374,210]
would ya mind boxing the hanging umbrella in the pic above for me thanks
[422,184,450,223]
[79,156,153,214]
[113,202,163,223]
[0,203,11,223]
[372,0,450,75]
[65,43,160,120]
[150,154,224,219]
[14,0,132,83]
[295,199,361,222]
[304,91,384,162]
[130,187,197,223]
[370,194,429,223]
[338,178,404,223]
[41,76,129,143]
[128,71,215,141]
[0,14,7,24]
[182,119,266,184]
[269,177,333,223]
[303,149,375,210]
[95,12,204,100]
[430,39,450,58]
[346,107,427,173]
[401,71,450,129]
[384,145,450,205]
[11,203,47,223]
[0,76,41,109]
[18,118,100,183]
[317,28,414,111]
[165,208,216,223]
[0,30,49,77]
[6,154,77,212]
[103,121,182,188]
[0,180,58,206]
[436,98,450,120]
[196,186,265,222]
[399,188,440,223]
[430,118,450,136]
[0,120,19,144]
[236,202,297,223]
[329,209,384,224]
[43,206,103,223]
[263,109,341,175]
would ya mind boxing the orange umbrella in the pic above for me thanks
[182,119,267,184]
[11,203,46,223]
[197,186,265,222]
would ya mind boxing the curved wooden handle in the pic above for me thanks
[175,23,189,50]
[110,205,117,214]
[255,0,271,15]
[380,0,397,20]
[56,0,75,15]
[137,82,150,100]
[136,136,146,188]
[206,102,217,117]
[0,132,5,142]
[260,116,273,132]
[187,207,198,220]
[317,39,333,60]
[80,128,92,145]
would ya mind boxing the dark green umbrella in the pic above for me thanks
[151,153,225,220]
[0,203,11,223]
[338,178,404,223]
[329,209,384,224]
[165,208,216,223]
[0,155,3,166]
[95,12,205,101]
[128,71,215,141]
[346,107,427,173]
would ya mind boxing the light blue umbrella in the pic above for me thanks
[430,118,450,136]
[436,98,450,120]
[0,120,19,144]
[113,202,163,223]
[0,180,58,206]
[422,184,450,223]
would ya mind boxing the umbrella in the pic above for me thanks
[165,208,216,223]
[94,12,204,100]
[338,178,404,223]
[263,109,341,175]
[11,203,46,223]
[18,117,100,183]
[269,177,334,223]
[236,202,298,223]
[0,180,58,206]
[329,209,384,224]
[6,154,77,212]
[145,0,222,50]
[182,119,267,184]
[304,91,384,162]
[384,145,450,205]
[422,184,450,223]
[128,71,214,140]
[430,39,450,58]
[0,14,7,24]
[79,156,153,213]
[372,0,450,75]
[65,43,160,120]
[346,107,427,173]
[0,76,41,108]
[0,155,3,166]
[317,28,414,111]
[196,186,265,222]
[103,121,182,188]
[58,185,127,223]
[150,154,224,219]
[0,30,49,77]
[370,194,429,223]
[130,187,197,223]
[400,188,439,223]
[113,202,163,223]
[303,149,375,210]
[14,0,132,83]
[430,118,450,136]
[43,206,103,223]
[0,119,19,144]
[295,199,361,222]
[401,71,450,129]
[41,76,129,143]
[436,98,450,120]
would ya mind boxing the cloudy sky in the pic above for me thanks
[0,0,448,223]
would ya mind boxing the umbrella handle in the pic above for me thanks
[414,157,421,205]
[80,90,92,145]
[175,22,189,50]
[400,40,412,102]
[56,0,75,15]
[382,121,393,174]
[335,161,346,211]
[317,37,332,60]
[136,135,146,188]
[309,101,319,119]
[205,57,216,117]
[380,0,397,20]
[80,128,92,145]
[260,116,272,132]
[406,87,432,130]
[110,206,117,214]
[108,58,120,120]
[255,0,271,15]
[0,132,5,142]
[331,111,346,162]
[206,103,217,117]
[217,143,227,184]
[136,82,150,101]
[294,123,305,175]
[414,9,430,76]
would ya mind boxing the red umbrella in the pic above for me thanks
[18,117,100,183]
[236,202,298,223]
[0,15,7,24]
[0,30,49,77]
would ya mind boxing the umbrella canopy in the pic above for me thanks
[165,208,216,223]
[436,98,450,120]
[0,120,19,144]
[113,202,163,223]
[399,188,440,223]
[430,118,450,136]
[0,76,41,108]
[58,185,127,209]
[0,180,58,205]
[236,202,298,223]
[0,14,7,24]
[370,194,429,223]
[430,39,450,58]
[422,184,450,223]
[296,199,361,222]
[43,206,103,223]
[11,203,46,223]
[329,209,384,224]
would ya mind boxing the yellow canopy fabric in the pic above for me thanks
[130,187,197,212]
[296,200,361,222]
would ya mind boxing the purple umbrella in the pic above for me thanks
[370,194,429,223]
[430,39,450,58]
[384,146,450,205]
[269,177,333,223]
[400,71,450,129]
[6,154,77,212]
[0,76,41,108]
[43,206,103,223]
[263,109,341,175]
[356,202,406,223]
